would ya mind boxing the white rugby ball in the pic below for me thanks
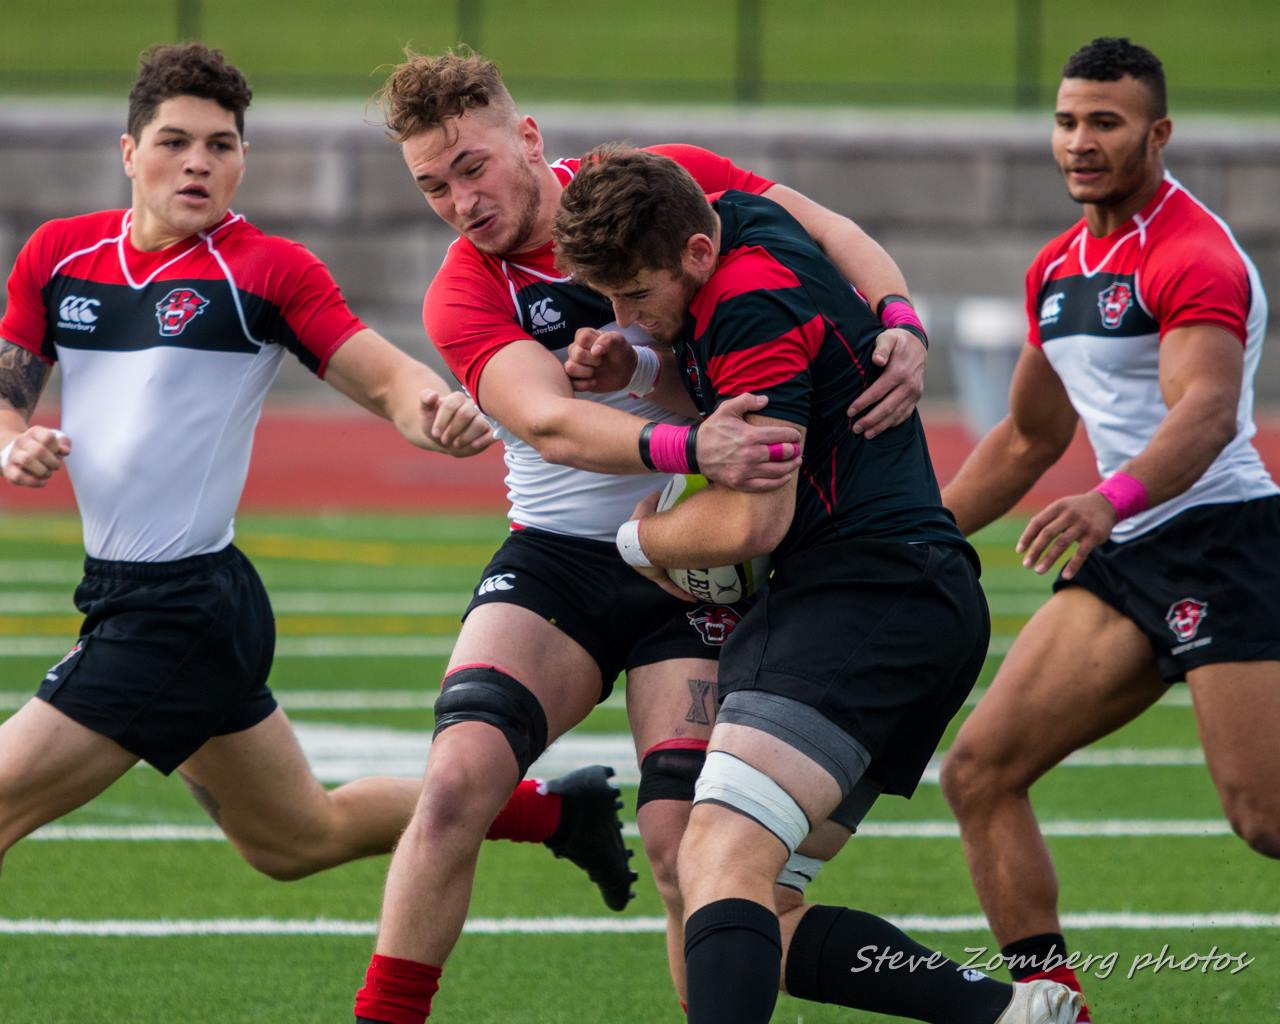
[656,474,770,604]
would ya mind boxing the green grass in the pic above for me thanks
[0,1,1276,111]
[1,512,1278,1022]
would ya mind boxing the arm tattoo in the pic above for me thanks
[685,678,714,725]
[178,772,223,825]
[0,340,51,419]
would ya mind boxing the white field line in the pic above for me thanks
[4,912,1279,937]
[29,818,1236,844]
[0,591,473,615]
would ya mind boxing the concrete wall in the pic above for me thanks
[3,102,1278,422]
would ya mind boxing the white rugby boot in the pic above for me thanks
[995,979,1085,1024]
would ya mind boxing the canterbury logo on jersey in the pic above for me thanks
[155,287,210,337]
[57,296,101,332]
[528,298,564,333]
[477,573,516,595]
[1039,291,1065,326]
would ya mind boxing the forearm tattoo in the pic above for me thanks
[0,340,50,419]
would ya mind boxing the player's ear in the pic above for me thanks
[1149,116,1172,153]
[519,115,544,162]
[121,133,137,178]
[683,233,718,277]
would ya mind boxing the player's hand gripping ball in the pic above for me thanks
[656,474,770,604]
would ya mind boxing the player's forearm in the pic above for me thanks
[639,487,787,567]
[522,396,654,475]
[0,340,50,428]
[0,408,28,448]
[942,416,1064,536]
[1118,388,1237,508]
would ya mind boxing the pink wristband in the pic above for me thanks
[1093,471,1149,522]
[880,300,925,334]
[649,423,692,474]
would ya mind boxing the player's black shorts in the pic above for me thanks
[1055,495,1280,682]
[35,545,277,774]
[465,526,751,701]
[717,537,988,797]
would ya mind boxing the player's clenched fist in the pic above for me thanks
[564,328,636,393]
[419,390,496,457]
[0,427,71,488]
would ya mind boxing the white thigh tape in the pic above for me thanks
[694,749,810,854]
[777,851,824,893]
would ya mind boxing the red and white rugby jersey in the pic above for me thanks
[425,144,774,541]
[0,209,365,561]
[1026,172,1275,540]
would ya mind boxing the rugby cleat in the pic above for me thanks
[995,980,1085,1024]
[543,765,637,911]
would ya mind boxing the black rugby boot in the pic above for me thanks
[543,765,637,911]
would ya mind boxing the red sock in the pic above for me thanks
[1024,966,1091,1023]
[354,954,442,1024]
[485,778,562,842]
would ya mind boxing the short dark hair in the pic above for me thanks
[553,145,717,288]
[376,47,517,144]
[1062,37,1166,118]
[127,43,252,140]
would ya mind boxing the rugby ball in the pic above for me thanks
[656,474,770,604]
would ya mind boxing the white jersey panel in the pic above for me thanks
[59,343,285,561]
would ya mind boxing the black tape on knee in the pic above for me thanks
[433,666,549,777]
[637,746,706,809]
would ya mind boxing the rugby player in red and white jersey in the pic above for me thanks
[940,38,1280,1021]
[354,50,930,1023]
[0,44,631,904]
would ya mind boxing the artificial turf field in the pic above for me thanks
[1,512,1277,1023]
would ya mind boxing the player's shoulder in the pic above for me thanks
[428,236,502,299]
[22,209,128,264]
[1144,180,1241,260]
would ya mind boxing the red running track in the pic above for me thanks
[4,409,1280,514]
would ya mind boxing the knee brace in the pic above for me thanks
[433,665,549,777]
[636,739,708,810]
[693,750,810,855]
[776,851,824,894]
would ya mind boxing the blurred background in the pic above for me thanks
[1,0,1278,446]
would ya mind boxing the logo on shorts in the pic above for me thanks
[155,287,210,337]
[477,572,516,596]
[1165,597,1208,642]
[528,297,563,335]
[686,605,742,646]
[44,641,83,682]
[57,295,101,332]
[1097,281,1134,330]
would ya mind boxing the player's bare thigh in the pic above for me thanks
[625,657,718,761]
[948,586,1166,786]
[0,698,137,848]
[1187,661,1280,854]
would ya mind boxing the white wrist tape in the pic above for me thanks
[626,345,662,399]
[615,519,653,567]
[0,440,14,471]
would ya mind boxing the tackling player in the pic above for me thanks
[552,145,1081,1024]
[939,38,1280,1022]
[0,44,626,910]
[353,49,931,1023]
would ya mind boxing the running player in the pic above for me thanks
[939,38,1280,1022]
[0,44,627,903]
[353,49,931,1022]
[551,144,1081,1024]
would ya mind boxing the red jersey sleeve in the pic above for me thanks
[266,240,366,377]
[424,243,531,404]
[1141,217,1250,344]
[0,221,58,363]
[647,144,775,196]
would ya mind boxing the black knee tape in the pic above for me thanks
[636,745,706,809]
[433,666,549,777]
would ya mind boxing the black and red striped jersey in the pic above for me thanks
[424,144,774,542]
[1026,173,1275,541]
[676,190,967,563]
[0,209,365,561]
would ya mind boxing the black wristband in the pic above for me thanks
[899,324,929,348]
[875,293,914,318]
[638,422,657,471]
[685,422,701,475]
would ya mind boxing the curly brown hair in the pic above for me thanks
[127,43,252,140]
[376,47,517,144]
[553,145,717,289]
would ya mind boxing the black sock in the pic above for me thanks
[685,898,781,1024]
[1001,932,1069,981]
[784,905,1014,1024]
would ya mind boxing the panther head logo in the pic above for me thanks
[1165,598,1208,643]
[1097,282,1134,330]
[155,287,210,337]
[686,605,742,646]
